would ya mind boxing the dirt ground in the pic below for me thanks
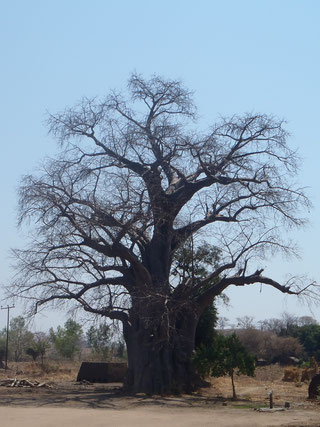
[0,362,320,426]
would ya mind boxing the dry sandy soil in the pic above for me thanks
[0,362,320,426]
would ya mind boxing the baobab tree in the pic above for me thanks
[12,74,316,394]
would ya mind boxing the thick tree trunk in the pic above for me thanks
[123,301,199,394]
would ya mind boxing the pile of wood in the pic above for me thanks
[0,378,52,388]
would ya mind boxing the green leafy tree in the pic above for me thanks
[289,324,320,361]
[173,241,221,349]
[194,333,255,399]
[26,332,50,363]
[8,316,34,362]
[195,303,217,349]
[50,319,83,360]
[86,322,112,360]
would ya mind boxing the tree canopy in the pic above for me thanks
[10,74,317,394]
[86,322,112,360]
[50,319,83,360]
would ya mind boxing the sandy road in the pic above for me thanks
[1,405,320,427]
[1,370,320,427]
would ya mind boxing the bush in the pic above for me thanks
[236,329,304,364]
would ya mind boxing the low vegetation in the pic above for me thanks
[222,314,320,366]
[0,317,127,364]
[1,311,320,402]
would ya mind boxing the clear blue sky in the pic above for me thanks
[1,0,319,330]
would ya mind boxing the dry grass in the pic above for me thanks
[204,364,314,407]
[1,362,319,427]
[0,361,318,408]
[0,361,81,382]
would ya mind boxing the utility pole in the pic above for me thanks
[1,305,14,370]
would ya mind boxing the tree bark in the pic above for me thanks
[123,300,199,394]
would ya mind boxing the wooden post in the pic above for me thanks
[269,390,273,409]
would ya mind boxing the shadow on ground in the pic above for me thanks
[0,382,271,410]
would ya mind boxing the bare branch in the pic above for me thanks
[11,73,315,336]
